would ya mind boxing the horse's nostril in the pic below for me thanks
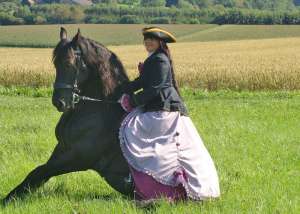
[58,100,65,109]
[54,99,65,111]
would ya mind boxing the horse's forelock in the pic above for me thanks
[52,39,70,64]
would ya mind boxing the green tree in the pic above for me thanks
[92,0,118,4]
[14,5,31,18]
[166,0,178,7]
[69,6,85,23]
[0,2,19,15]
[141,0,166,7]
[178,0,194,9]
[187,0,212,8]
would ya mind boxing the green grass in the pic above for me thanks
[0,86,53,97]
[2,24,300,48]
[178,25,300,42]
[0,89,299,213]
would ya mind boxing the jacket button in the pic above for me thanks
[175,132,180,136]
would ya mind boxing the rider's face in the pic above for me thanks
[143,37,160,53]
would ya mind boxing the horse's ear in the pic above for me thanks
[60,27,67,41]
[71,28,82,44]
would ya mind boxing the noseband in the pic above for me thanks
[53,46,118,106]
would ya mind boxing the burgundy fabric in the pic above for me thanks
[119,94,133,112]
[138,62,144,74]
[129,165,187,201]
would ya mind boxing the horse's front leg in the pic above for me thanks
[2,143,86,204]
[2,163,51,204]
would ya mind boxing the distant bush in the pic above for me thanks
[119,15,142,24]
[149,17,171,24]
[33,15,47,24]
[188,18,200,24]
[213,8,300,24]
[85,16,117,24]
[0,12,24,25]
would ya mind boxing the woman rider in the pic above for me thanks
[118,26,220,202]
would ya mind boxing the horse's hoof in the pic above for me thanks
[1,198,8,206]
[135,198,158,209]
[1,196,14,206]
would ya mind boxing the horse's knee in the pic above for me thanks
[47,142,67,163]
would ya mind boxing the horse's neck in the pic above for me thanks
[81,76,102,99]
[81,73,129,101]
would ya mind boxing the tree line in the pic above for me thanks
[1,0,300,25]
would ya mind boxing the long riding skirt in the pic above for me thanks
[119,107,220,201]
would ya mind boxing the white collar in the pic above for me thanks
[148,50,155,57]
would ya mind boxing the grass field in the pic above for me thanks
[1,24,300,213]
[0,89,299,213]
[0,24,215,48]
[179,25,300,42]
[1,37,300,90]
[1,24,300,48]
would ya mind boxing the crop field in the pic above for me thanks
[1,37,300,90]
[1,24,300,48]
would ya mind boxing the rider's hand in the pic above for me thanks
[118,94,133,112]
[138,62,144,74]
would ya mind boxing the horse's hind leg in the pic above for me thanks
[92,150,134,198]
[3,144,87,204]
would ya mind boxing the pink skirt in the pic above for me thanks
[129,166,187,201]
[119,107,220,201]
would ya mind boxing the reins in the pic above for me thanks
[72,93,119,104]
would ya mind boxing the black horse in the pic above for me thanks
[3,27,134,203]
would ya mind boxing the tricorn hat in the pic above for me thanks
[142,26,176,43]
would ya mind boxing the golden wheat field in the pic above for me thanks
[1,37,300,90]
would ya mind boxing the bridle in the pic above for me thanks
[53,46,119,107]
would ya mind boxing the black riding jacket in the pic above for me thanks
[122,48,188,116]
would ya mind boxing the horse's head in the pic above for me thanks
[52,27,129,113]
[52,27,90,112]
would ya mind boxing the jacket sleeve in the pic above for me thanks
[130,55,170,107]
[122,76,142,94]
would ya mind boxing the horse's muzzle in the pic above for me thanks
[52,96,72,112]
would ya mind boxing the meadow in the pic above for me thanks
[0,89,299,213]
[0,24,213,48]
[1,37,300,90]
[0,24,300,213]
